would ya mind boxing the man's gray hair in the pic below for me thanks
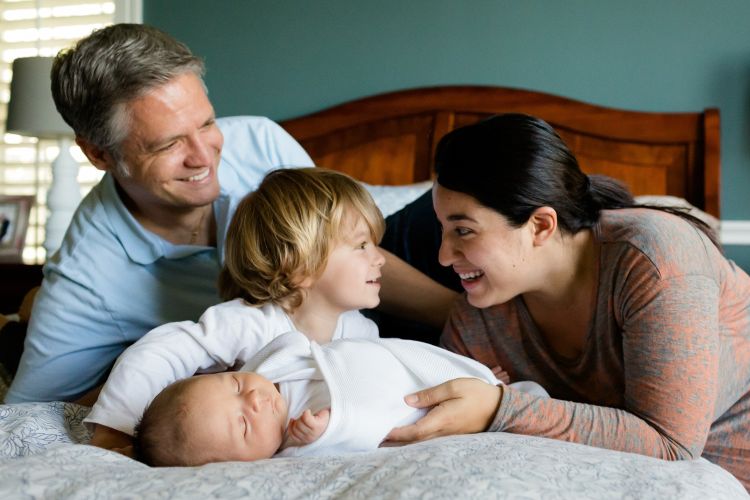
[51,24,205,163]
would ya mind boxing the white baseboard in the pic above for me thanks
[720,220,750,245]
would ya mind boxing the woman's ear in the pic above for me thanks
[528,207,557,247]
[75,136,115,172]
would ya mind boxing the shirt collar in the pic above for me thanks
[101,173,227,265]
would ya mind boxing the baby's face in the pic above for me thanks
[180,371,289,463]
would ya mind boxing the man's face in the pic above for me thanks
[113,72,224,217]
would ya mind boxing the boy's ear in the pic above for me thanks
[297,275,315,289]
[75,136,116,172]
[528,206,557,247]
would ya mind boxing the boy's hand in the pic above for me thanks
[491,365,510,384]
[282,408,330,449]
[90,424,135,457]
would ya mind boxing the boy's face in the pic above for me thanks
[179,371,289,464]
[306,212,386,315]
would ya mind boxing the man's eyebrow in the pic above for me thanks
[144,116,215,151]
[143,133,182,151]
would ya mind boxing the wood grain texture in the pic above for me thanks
[281,86,720,217]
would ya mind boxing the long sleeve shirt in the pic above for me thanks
[442,208,750,488]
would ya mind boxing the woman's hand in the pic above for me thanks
[384,378,503,445]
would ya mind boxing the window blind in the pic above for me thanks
[1,0,115,263]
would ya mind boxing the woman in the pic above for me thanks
[386,114,750,489]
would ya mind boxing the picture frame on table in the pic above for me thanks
[0,195,34,263]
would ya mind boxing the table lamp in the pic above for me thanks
[5,56,78,256]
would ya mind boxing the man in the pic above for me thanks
[4,24,455,407]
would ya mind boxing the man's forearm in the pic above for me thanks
[379,249,458,329]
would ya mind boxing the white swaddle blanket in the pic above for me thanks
[242,332,548,457]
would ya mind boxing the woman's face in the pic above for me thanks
[433,184,532,308]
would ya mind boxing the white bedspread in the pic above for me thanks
[1,401,746,499]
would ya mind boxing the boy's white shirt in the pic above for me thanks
[84,299,378,435]
[245,331,550,457]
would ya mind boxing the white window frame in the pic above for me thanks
[1,0,142,263]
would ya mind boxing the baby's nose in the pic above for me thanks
[247,390,270,412]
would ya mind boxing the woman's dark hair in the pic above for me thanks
[435,113,720,248]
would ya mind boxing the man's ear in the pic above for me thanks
[528,207,557,247]
[75,136,115,172]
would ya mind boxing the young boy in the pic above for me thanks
[86,168,544,465]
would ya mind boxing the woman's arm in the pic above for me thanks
[388,275,719,460]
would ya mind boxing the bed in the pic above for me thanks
[1,86,744,499]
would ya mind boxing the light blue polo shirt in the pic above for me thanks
[5,116,313,403]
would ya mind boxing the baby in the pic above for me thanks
[137,331,547,466]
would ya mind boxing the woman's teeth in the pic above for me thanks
[459,270,484,281]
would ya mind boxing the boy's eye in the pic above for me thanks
[357,242,368,250]
[234,377,240,393]
[243,416,248,437]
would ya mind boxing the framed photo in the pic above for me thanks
[0,195,34,263]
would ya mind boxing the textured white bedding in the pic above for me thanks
[1,401,746,499]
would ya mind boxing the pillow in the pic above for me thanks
[361,181,433,218]
[634,195,720,233]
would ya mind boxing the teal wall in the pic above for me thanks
[144,0,750,269]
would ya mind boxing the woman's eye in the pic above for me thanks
[455,227,472,236]
[234,377,241,393]
[243,416,248,437]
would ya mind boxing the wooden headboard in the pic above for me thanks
[281,86,720,217]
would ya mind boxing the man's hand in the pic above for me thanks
[384,378,503,444]
[282,408,330,449]
[90,424,135,458]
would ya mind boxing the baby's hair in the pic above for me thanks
[134,378,199,467]
[218,167,385,310]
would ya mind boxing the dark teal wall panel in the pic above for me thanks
[144,0,750,267]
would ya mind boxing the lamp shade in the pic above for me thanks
[6,56,73,139]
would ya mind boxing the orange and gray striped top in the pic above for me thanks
[441,208,750,489]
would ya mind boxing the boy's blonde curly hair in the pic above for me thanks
[218,167,385,311]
